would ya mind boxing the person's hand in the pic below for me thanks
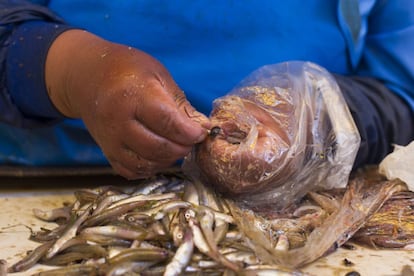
[45,30,210,179]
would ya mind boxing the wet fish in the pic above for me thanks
[228,171,408,268]
[7,241,54,273]
[7,169,412,275]
[352,190,414,248]
[164,228,194,276]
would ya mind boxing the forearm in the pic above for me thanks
[335,75,414,168]
[45,29,113,118]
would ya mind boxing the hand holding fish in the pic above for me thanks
[45,30,210,179]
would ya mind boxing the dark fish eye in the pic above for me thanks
[210,126,222,137]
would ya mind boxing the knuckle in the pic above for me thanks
[173,90,187,108]
[158,109,177,132]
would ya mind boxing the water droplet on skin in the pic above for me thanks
[101,46,110,58]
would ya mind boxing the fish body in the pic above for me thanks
[8,168,414,274]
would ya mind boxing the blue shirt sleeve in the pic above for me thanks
[0,0,76,128]
[356,0,414,109]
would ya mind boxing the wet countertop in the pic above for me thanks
[0,175,413,276]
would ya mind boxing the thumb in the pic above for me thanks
[182,104,212,130]
[172,89,211,142]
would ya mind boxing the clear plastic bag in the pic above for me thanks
[184,61,360,211]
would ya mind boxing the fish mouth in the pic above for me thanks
[205,96,257,147]
[207,96,291,146]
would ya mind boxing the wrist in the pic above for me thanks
[45,29,111,118]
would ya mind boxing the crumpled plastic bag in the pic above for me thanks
[379,140,414,191]
[184,61,360,210]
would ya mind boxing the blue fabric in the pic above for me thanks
[48,0,349,115]
[0,0,67,127]
[7,20,73,121]
[1,0,414,166]
[356,0,414,109]
[0,0,105,166]
[0,119,106,165]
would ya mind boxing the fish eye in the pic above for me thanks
[209,126,222,137]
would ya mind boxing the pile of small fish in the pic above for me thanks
[6,171,301,275]
[5,168,414,275]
